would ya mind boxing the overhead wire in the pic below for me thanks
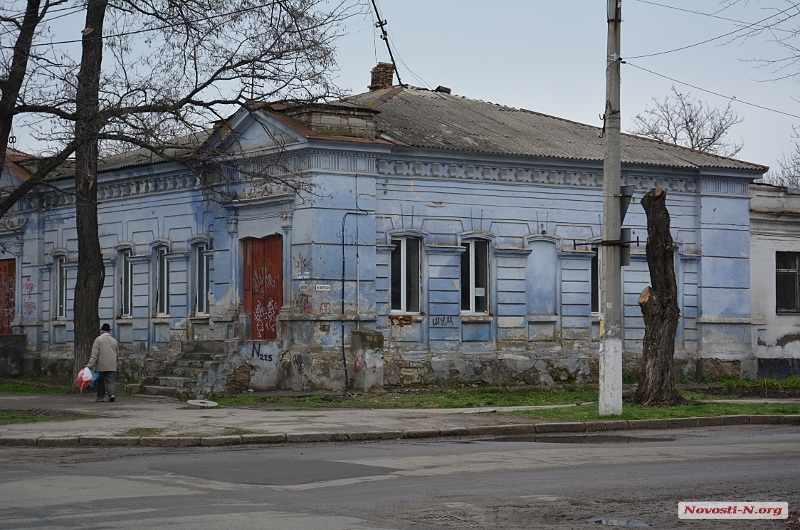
[626,2,800,59]
[633,0,795,33]
[626,61,800,120]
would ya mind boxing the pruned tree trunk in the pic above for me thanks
[70,0,108,392]
[633,188,687,406]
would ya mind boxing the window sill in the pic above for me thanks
[461,314,493,323]
[389,313,425,322]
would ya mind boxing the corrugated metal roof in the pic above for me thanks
[342,87,767,172]
[98,130,211,173]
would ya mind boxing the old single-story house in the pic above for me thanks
[0,63,769,395]
[750,182,800,379]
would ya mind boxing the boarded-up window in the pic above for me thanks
[0,259,15,334]
[777,251,800,313]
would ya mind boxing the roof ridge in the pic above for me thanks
[619,131,769,171]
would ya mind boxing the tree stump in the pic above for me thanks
[632,188,687,406]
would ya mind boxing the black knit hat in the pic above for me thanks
[101,323,111,332]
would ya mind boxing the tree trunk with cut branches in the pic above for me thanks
[633,188,687,406]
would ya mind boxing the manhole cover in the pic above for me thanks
[186,399,218,409]
[490,434,674,444]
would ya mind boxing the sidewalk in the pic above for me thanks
[1,392,799,448]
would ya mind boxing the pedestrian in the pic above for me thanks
[86,323,119,402]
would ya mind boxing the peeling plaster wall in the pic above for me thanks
[750,183,800,379]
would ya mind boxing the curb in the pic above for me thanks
[1,414,798,449]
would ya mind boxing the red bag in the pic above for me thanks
[76,367,94,392]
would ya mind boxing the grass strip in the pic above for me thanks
[0,376,69,395]
[0,409,96,424]
[211,386,600,409]
[510,401,800,422]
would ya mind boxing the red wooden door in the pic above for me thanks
[0,259,15,334]
[243,235,283,340]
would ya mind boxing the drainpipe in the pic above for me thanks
[341,210,368,394]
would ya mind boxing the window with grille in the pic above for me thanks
[776,251,800,313]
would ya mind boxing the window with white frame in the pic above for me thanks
[195,243,210,315]
[120,250,133,318]
[460,240,489,313]
[390,238,420,313]
[777,251,800,313]
[55,256,67,319]
[155,246,170,316]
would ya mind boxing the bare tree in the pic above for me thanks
[1,0,357,390]
[629,86,744,157]
[632,188,687,407]
[762,141,800,187]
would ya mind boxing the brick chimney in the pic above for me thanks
[368,62,395,91]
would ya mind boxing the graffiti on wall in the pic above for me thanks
[291,354,305,371]
[354,352,378,374]
[23,299,36,315]
[252,259,277,294]
[293,293,313,314]
[253,298,278,338]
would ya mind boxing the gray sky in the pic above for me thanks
[8,0,800,173]
[331,0,800,173]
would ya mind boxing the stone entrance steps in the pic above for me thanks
[129,346,229,399]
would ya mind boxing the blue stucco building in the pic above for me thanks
[0,64,768,394]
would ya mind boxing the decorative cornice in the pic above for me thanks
[376,159,718,194]
[0,217,26,233]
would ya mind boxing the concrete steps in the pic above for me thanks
[128,342,228,399]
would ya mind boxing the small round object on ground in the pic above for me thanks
[186,399,219,409]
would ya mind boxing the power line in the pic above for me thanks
[626,61,800,120]
[627,2,800,60]
[633,0,795,33]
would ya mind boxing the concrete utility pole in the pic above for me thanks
[600,0,623,416]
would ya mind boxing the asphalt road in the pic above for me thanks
[1,425,798,529]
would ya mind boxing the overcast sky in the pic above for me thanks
[8,1,800,173]
[331,0,800,173]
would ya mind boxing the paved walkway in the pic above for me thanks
[1,392,799,447]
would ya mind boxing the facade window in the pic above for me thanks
[591,248,600,313]
[460,240,489,313]
[776,251,800,313]
[391,238,420,313]
[156,246,170,316]
[195,244,210,315]
[55,256,67,319]
[120,250,133,318]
